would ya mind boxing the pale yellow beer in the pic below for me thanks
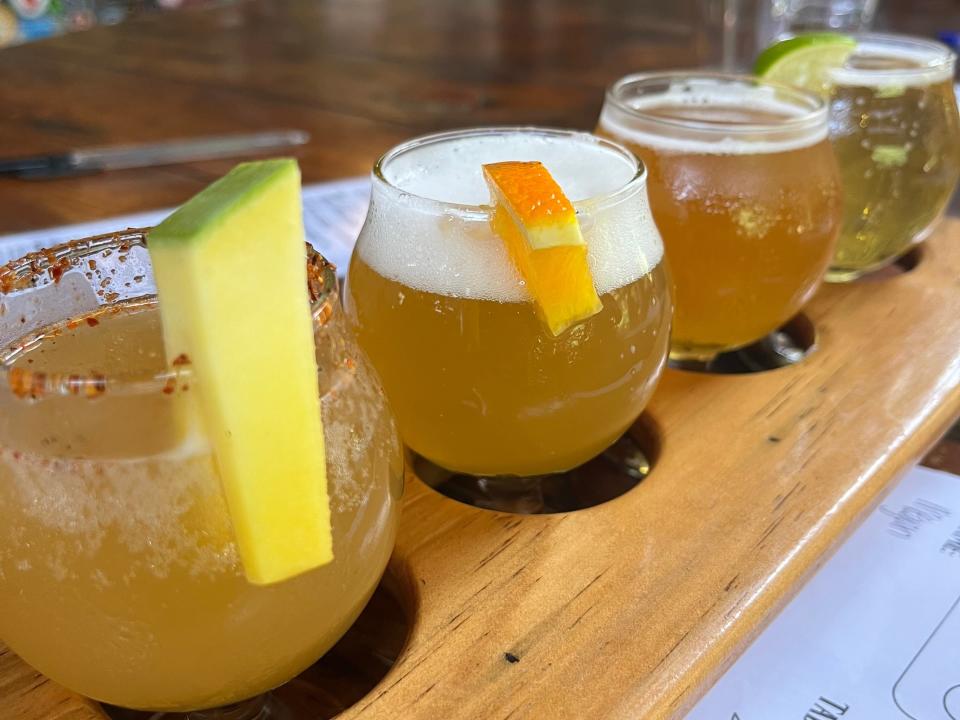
[599,73,842,361]
[827,34,960,280]
[345,128,671,477]
[0,237,401,711]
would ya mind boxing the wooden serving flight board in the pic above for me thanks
[5,221,960,720]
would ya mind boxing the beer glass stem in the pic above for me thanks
[669,356,717,371]
[149,694,291,720]
[475,476,547,514]
[415,434,652,514]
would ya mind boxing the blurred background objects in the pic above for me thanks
[0,0,226,47]
[702,0,880,70]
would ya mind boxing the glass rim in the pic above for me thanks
[832,32,957,83]
[0,229,339,400]
[371,125,648,218]
[603,71,829,136]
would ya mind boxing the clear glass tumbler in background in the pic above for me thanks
[758,0,878,44]
[598,72,842,363]
[825,33,960,281]
[0,233,402,718]
[345,128,671,482]
[697,0,878,71]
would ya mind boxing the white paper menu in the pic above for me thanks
[0,176,372,272]
[687,464,960,720]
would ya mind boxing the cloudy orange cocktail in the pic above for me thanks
[0,165,401,714]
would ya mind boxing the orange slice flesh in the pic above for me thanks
[483,161,602,336]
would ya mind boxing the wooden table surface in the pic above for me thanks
[2,1,960,718]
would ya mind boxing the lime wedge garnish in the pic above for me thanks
[754,32,856,97]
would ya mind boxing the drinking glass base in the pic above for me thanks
[826,244,924,283]
[414,434,651,514]
[669,314,816,374]
[824,266,871,283]
[108,694,291,720]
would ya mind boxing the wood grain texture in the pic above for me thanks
[0,646,103,720]
[2,0,960,718]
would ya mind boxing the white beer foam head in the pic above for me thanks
[831,35,955,88]
[382,131,635,205]
[599,80,828,155]
[359,129,664,302]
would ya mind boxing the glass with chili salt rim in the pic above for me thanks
[0,230,402,718]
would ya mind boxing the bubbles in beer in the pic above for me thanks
[597,74,842,359]
[345,128,672,477]
[826,37,960,279]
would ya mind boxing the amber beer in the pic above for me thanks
[598,74,842,361]
[0,237,401,712]
[345,128,671,477]
[827,34,960,280]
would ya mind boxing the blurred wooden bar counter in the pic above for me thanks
[2,1,960,719]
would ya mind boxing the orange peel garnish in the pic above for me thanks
[483,161,602,335]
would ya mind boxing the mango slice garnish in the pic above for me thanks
[150,159,332,586]
[483,161,602,335]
